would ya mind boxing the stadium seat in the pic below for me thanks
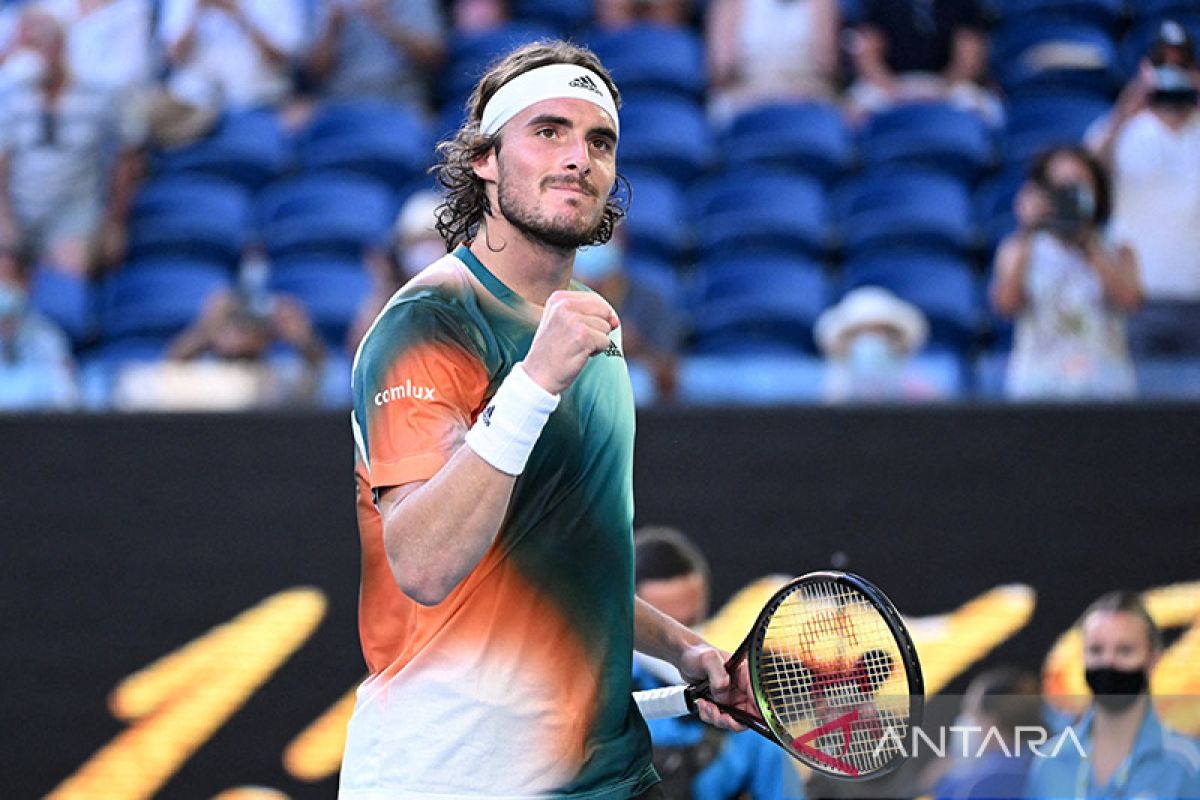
[834,170,975,258]
[127,175,252,268]
[98,260,231,339]
[991,21,1124,98]
[677,354,827,405]
[29,266,94,346]
[257,172,395,261]
[722,101,854,185]
[155,109,289,191]
[974,163,1028,253]
[588,24,706,102]
[1136,357,1200,398]
[510,0,592,34]
[692,169,831,259]
[298,100,433,189]
[1002,93,1111,165]
[841,253,982,353]
[859,102,996,184]
[689,255,830,354]
[620,169,689,262]
[990,0,1128,33]
[267,257,372,348]
[1134,0,1200,20]
[616,95,713,184]
[439,22,559,105]
[626,254,686,311]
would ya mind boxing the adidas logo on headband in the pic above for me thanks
[568,74,601,94]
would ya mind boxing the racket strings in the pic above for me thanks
[755,580,912,776]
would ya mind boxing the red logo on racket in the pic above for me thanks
[792,711,861,777]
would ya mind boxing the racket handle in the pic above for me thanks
[633,685,694,720]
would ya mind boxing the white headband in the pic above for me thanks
[480,63,619,137]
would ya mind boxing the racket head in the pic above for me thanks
[745,571,923,781]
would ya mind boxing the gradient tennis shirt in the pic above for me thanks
[341,245,657,799]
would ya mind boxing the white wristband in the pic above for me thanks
[465,363,560,476]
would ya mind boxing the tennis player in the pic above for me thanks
[341,40,751,799]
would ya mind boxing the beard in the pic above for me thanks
[495,162,607,251]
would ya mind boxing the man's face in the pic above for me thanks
[636,573,708,629]
[476,97,618,250]
[1082,610,1157,673]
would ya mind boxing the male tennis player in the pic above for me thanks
[342,40,751,799]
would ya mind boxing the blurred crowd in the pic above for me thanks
[1,0,1199,410]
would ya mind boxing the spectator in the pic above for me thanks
[450,0,508,35]
[707,0,840,121]
[814,286,937,402]
[150,286,326,408]
[573,238,682,402]
[1088,20,1200,357]
[0,248,79,410]
[349,189,445,352]
[923,667,1042,800]
[1027,590,1200,798]
[157,0,304,114]
[597,0,691,29]
[990,146,1141,401]
[632,526,806,800]
[0,8,144,277]
[306,0,445,111]
[44,0,152,96]
[848,0,999,125]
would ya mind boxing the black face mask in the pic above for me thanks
[1085,666,1148,713]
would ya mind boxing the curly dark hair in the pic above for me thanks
[433,40,630,250]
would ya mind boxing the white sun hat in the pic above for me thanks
[814,286,929,357]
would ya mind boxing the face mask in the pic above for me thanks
[398,240,446,280]
[1085,666,1148,713]
[0,284,28,320]
[4,48,47,86]
[846,332,897,372]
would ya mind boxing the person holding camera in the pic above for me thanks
[1087,20,1200,357]
[990,145,1142,400]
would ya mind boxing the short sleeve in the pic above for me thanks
[352,298,490,491]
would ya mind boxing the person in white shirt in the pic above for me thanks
[1088,20,1200,356]
[158,0,305,112]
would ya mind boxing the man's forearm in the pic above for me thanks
[633,596,705,666]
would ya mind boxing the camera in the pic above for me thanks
[1038,184,1095,238]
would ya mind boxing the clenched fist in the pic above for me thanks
[523,290,619,395]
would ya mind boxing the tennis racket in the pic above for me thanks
[634,571,923,781]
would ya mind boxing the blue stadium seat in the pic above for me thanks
[621,169,689,261]
[722,101,854,185]
[298,100,433,189]
[692,169,831,259]
[257,172,395,261]
[440,23,559,105]
[677,354,827,405]
[835,170,975,258]
[510,0,593,35]
[841,253,982,353]
[588,24,706,102]
[99,260,231,339]
[616,95,713,184]
[29,266,94,346]
[267,257,372,348]
[1136,357,1200,398]
[1134,0,1200,20]
[991,21,1123,98]
[127,175,251,268]
[859,102,996,184]
[990,0,1128,33]
[1003,93,1110,165]
[626,254,685,310]
[155,109,289,191]
[689,255,830,354]
[974,163,1028,253]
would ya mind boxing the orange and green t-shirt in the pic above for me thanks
[341,245,656,800]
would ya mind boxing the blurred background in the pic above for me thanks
[0,0,1198,797]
